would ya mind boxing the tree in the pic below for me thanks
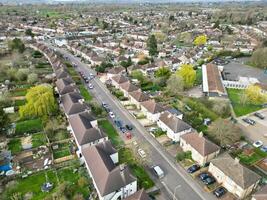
[25,28,34,38]
[166,74,184,96]
[213,20,220,29]
[193,35,207,46]
[0,107,9,132]
[19,85,57,119]
[154,67,171,79]
[147,34,158,56]
[131,70,146,84]
[27,73,38,84]
[16,68,29,81]
[245,85,267,104]
[208,118,242,146]
[8,38,25,53]
[250,48,267,69]
[153,31,167,43]
[176,64,196,88]
[120,57,132,73]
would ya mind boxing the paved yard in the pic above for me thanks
[238,109,267,145]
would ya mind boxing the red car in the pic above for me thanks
[125,132,132,140]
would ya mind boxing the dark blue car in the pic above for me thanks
[187,164,200,173]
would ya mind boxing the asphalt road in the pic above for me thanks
[49,44,216,200]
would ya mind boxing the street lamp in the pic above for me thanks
[173,185,181,200]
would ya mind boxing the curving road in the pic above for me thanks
[48,43,216,200]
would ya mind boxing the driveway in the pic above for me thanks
[47,43,217,200]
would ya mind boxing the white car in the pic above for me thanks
[109,111,115,118]
[137,148,146,158]
[253,141,263,148]
[88,83,94,89]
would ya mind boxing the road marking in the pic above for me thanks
[52,45,214,200]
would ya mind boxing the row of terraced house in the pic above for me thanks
[29,42,150,200]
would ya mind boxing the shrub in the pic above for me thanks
[176,151,192,161]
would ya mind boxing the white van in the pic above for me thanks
[152,165,164,179]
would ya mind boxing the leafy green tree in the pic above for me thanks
[250,48,267,69]
[131,70,146,84]
[27,73,38,84]
[19,85,57,119]
[147,34,158,56]
[25,28,34,38]
[193,35,207,46]
[176,64,196,88]
[166,74,184,96]
[245,85,267,104]
[154,67,171,79]
[8,38,25,53]
[16,68,29,81]
[120,57,132,73]
[208,118,242,146]
[0,106,10,132]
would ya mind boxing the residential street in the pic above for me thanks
[49,44,217,200]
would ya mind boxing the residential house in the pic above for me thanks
[140,100,165,122]
[252,185,267,200]
[107,67,125,79]
[128,90,150,109]
[61,92,88,117]
[82,141,137,200]
[119,81,140,97]
[55,68,69,79]
[157,111,191,142]
[111,75,128,89]
[124,189,150,200]
[208,154,261,199]
[55,76,77,96]
[180,132,220,165]
[68,111,108,158]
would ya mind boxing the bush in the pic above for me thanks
[176,151,192,161]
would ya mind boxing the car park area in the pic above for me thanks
[238,109,267,145]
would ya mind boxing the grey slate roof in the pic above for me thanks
[61,92,87,115]
[55,76,76,95]
[252,185,267,200]
[124,189,150,200]
[129,90,150,102]
[119,81,140,92]
[82,141,136,196]
[180,132,220,156]
[55,68,69,79]
[159,111,191,133]
[210,154,261,189]
[111,75,128,84]
[141,100,165,114]
[68,112,106,145]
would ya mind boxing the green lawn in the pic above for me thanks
[98,119,122,147]
[32,133,47,148]
[8,138,22,154]
[1,167,90,200]
[10,88,28,97]
[47,130,70,142]
[53,142,71,159]
[227,88,262,117]
[79,85,92,101]
[15,118,43,135]
[195,68,202,85]
[14,99,26,106]
[119,148,154,189]
[238,148,267,166]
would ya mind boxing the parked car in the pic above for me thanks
[253,140,263,148]
[151,165,165,179]
[187,164,200,173]
[213,187,227,198]
[203,176,216,185]
[137,148,146,158]
[88,83,94,89]
[260,145,267,152]
[114,120,123,128]
[109,112,115,118]
[120,127,127,133]
[254,112,265,120]
[126,124,133,130]
[242,118,256,125]
[125,132,132,140]
[198,172,210,181]
[102,102,108,109]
